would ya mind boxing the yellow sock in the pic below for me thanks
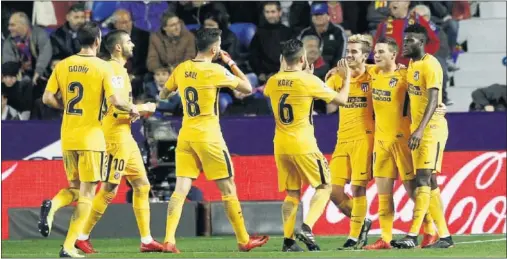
[133,185,151,239]
[378,194,394,242]
[350,196,367,239]
[338,198,353,218]
[82,189,115,236]
[222,195,250,245]
[408,186,431,235]
[304,187,331,229]
[63,196,92,251]
[423,213,436,235]
[429,188,450,237]
[282,196,299,239]
[50,188,79,218]
[164,192,185,244]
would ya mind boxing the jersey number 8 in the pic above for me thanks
[66,82,84,115]
[278,94,294,124]
[185,87,201,117]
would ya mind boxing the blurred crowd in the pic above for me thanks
[3,0,500,122]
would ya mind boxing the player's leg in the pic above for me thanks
[39,151,81,238]
[275,155,304,252]
[329,144,353,217]
[202,142,268,251]
[163,140,199,253]
[293,153,331,251]
[60,151,102,257]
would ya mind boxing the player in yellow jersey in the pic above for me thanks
[73,30,163,254]
[363,37,439,250]
[38,22,138,258]
[158,28,269,253]
[391,24,454,249]
[325,35,374,250]
[265,39,351,252]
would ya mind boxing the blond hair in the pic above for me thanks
[347,34,373,54]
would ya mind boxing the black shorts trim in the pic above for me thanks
[317,159,326,184]
[223,150,233,178]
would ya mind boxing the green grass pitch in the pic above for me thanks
[2,234,506,258]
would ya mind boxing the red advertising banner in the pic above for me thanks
[2,151,505,239]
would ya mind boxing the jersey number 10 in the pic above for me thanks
[66,82,84,115]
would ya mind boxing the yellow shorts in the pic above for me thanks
[373,138,414,181]
[62,150,105,182]
[275,152,330,192]
[176,140,234,180]
[330,137,374,187]
[104,140,146,184]
[412,137,447,173]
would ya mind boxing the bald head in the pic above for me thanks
[412,5,431,22]
[8,12,30,38]
[113,9,133,34]
[389,1,410,19]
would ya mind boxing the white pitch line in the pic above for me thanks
[456,238,506,244]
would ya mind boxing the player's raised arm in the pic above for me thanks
[220,50,252,94]
[330,59,352,106]
[42,67,64,110]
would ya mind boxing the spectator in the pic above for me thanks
[176,1,227,25]
[423,2,460,52]
[147,12,196,72]
[373,1,440,66]
[50,3,85,61]
[201,10,240,63]
[2,92,21,120]
[144,66,182,115]
[299,2,347,67]
[249,1,292,84]
[2,12,52,84]
[289,2,311,35]
[302,35,329,81]
[116,1,171,32]
[366,0,390,35]
[109,9,150,98]
[470,84,507,112]
[1,61,32,119]
[29,58,62,120]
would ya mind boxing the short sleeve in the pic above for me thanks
[102,65,116,99]
[424,58,443,90]
[165,66,178,91]
[214,66,240,89]
[308,76,338,103]
[326,74,343,92]
[45,69,59,94]
[264,77,274,97]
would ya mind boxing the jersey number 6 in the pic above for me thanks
[185,87,201,117]
[66,82,84,115]
[278,94,294,124]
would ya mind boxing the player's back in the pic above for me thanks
[171,60,238,142]
[50,54,110,151]
[266,71,336,154]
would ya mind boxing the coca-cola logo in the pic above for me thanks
[303,151,507,235]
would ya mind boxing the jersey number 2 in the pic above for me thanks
[185,87,201,117]
[67,82,84,115]
[278,94,294,124]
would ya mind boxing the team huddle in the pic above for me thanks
[37,21,453,258]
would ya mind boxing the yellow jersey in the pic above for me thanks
[406,54,447,133]
[165,60,241,142]
[326,68,374,142]
[371,66,411,140]
[101,60,133,143]
[46,54,115,151]
[265,71,337,154]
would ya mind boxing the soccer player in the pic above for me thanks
[265,39,351,252]
[74,30,163,254]
[363,37,439,250]
[38,22,138,258]
[158,28,269,253]
[391,24,454,249]
[325,34,374,250]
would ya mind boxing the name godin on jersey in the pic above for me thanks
[345,96,368,108]
[372,88,392,102]
[408,84,422,96]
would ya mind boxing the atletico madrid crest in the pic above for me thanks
[414,71,420,81]
[361,83,369,92]
[389,78,398,88]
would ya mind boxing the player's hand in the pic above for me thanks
[303,55,314,74]
[129,105,140,122]
[336,59,350,78]
[484,105,495,112]
[408,128,423,150]
[143,102,157,113]
[435,103,447,115]
[325,67,338,81]
[396,63,407,70]
[220,50,233,65]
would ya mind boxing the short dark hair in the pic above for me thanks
[104,29,129,54]
[77,22,101,48]
[404,23,428,42]
[263,1,281,11]
[281,39,305,65]
[68,3,85,14]
[376,36,399,53]
[202,10,230,31]
[195,28,222,52]
[161,11,178,28]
